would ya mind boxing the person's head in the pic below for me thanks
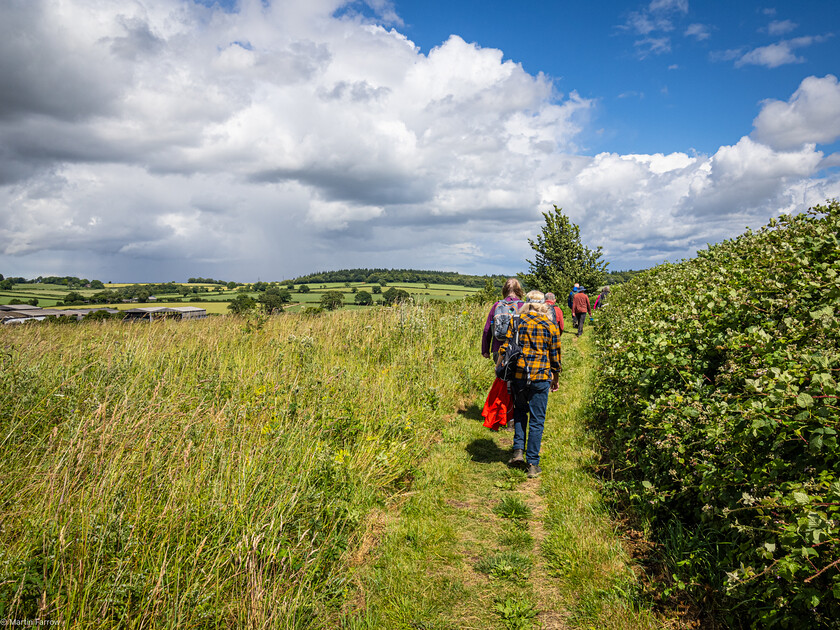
[573,283,580,289]
[502,278,524,300]
[544,292,556,304]
[578,286,587,294]
[520,290,549,315]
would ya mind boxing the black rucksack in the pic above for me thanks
[495,321,530,384]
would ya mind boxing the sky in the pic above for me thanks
[1,0,839,282]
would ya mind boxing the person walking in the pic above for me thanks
[482,278,525,431]
[594,286,610,310]
[481,278,524,362]
[566,283,579,310]
[499,291,561,478]
[544,292,564,334]
[572,286,592,337]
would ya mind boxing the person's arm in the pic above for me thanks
[481,303,495,357]
[549,325,562,391]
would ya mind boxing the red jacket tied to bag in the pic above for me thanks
[481,377,514,431]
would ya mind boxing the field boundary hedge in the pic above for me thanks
[592,201,840,628]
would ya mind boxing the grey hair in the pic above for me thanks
[520,290,549,315]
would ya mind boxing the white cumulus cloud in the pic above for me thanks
[752,75,840,150]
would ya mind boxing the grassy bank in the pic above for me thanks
[0,303,487,627]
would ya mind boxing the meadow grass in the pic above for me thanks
[0,302,488,628]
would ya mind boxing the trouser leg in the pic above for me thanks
[524,380,549,466]
[511,380,529,451]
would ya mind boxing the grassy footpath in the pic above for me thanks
[343,335,668,629]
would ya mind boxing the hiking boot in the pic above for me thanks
[526,463,542,478]
[508,449,525,466]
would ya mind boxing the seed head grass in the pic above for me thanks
[0,303,490,627]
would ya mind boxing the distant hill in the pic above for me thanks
[291,268,510,288]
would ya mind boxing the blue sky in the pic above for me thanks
[1,0,839,282]
[396,0,839,155]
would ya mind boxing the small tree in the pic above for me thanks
[299,284,311,294]
[258,287,285,314]
[228,293,257,314]
[521,205,608,296]
[383,288,410,306]
[371,285,381,294]
[321,291,344,311]
[355,290,373,306]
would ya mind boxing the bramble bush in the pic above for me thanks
[592,201,840,628]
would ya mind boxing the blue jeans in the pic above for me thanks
[512,379,550,466]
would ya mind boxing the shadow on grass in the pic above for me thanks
[466,438,509,464]
[457,403,483,422]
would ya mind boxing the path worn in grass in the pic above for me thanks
[343,337,669,630]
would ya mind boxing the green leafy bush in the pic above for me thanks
[592,201,840,628]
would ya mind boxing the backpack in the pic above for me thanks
[492,300,521,341]
[495,321,530,383]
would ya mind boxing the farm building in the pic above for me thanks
[1,305,121,324]
[0,304,41,311]
[122,306,207,321]
[0,305,64,324]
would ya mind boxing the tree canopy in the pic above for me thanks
[227,293,257,314]
[382,288,411,306]
[354,290,373,306]
[320,291,344,311]
[521,205,608,295]
[291,268,508,289]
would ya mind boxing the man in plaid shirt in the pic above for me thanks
[499,291,561,478]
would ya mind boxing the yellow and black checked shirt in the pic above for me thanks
[499,312,562,381]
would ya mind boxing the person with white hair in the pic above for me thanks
[498,290,561,478]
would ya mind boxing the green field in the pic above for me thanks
[0,280,481,313]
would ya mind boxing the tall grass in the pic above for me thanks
[0,303,487,628]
